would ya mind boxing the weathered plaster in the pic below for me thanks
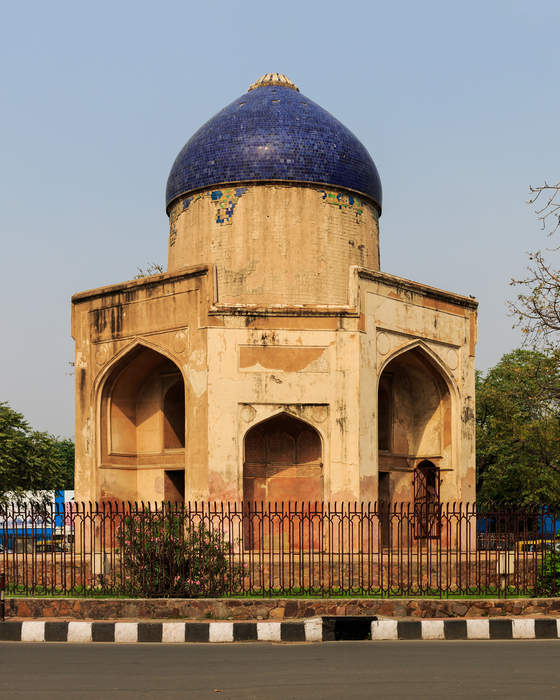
[71,183,477,505]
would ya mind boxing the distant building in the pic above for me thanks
[71,73,477,506]
[0,491,74,551]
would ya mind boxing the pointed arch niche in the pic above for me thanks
[100,345,186,477]
[377,345,452,501]
[243,413,323,503]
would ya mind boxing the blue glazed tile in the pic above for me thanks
[165,83,382,212]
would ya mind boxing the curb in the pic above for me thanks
[371,618,560,640]
[0,618,559,643]
[0,619,321,643]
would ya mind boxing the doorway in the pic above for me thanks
[243,413,323,549]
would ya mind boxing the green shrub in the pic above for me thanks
[116,509,240,597]
[536,552,560,596]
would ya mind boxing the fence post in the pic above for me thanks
[1,572,5,621]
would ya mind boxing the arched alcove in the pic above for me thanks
[100,345,186,473]
[243,413,323,503]
[377,346,452,503]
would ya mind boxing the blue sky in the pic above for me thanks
[1,0,558,437]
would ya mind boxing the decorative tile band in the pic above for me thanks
[2,618,560,643]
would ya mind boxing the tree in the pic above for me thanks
[509,182,560,344]
[49,437,75,490]
[529,182,560,235]
[476,349,560,506]
[134,262,164,279]
[0,402,74,501]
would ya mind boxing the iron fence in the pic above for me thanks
[1,501,559,598]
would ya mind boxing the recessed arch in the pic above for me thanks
[93,337,185,400]
[377,343,453,502]
[378,340,458,399]
[243,411,323,503]
[98,343,186,471]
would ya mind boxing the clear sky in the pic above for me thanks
[1,0,558,438]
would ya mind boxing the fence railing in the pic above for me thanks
[1,501,559,598]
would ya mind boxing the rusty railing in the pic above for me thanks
[0,501,558,598]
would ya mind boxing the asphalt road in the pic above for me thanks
[1,641,559,699]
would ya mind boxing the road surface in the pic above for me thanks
[0,640,558,699]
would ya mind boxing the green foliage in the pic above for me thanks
[476,349,560,506]
[117,510,241,597]
[536,552,560,596]
[49,437,75,490]
[0,401,74,501]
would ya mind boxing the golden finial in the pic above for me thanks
[248,73,299,92]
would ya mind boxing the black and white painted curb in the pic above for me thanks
[370,618,560,640]
[1,617,559,643]
[0,619,321,643]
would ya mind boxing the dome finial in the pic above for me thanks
[249,73,299,92]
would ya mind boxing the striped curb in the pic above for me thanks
[0,619,322,644]
[371,618,560,640]
[1,618,559,643]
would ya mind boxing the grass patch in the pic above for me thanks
[4,583,539,600]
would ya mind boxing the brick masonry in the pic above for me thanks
[7,597,560,621]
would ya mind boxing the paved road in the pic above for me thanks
[1,641,559,699]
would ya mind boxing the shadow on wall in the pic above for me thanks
[100,345,186,469]
[378,346,452,500]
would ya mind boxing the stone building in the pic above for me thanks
[71,73,477,506]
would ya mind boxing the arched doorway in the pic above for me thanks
[243,413,323,503]
[100,345,186,501]
[243,413,323,550]
[413,460,441,539]
[377,346,451,507]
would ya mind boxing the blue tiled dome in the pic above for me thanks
[165,74,382,213]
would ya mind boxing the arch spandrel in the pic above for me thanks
[238,404,327,445]
[92,337,187,403]
[377,338,460,400]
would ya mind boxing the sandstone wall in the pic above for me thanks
[167,183,379,306]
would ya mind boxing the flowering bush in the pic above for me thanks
[116,510,239,597]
